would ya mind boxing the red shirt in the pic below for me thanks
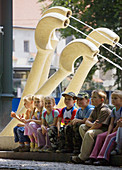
[58,106,77,125]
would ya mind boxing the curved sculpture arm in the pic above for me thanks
[35,39,99,96]
[37,6,72,88]
[42,6,72,18]
[59,39,99,73]
[35,13,69,50]
[86,27,120,47]
[17,12,69,112]
[57,28,120,108]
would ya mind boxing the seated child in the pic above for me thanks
[85,90,122,166]
[37,96,59,152]
[23,95,45,152]
[111,118,122,155]
[111,117,122,155]
[70,92,94,154]
[57,92,77,153]
[71,90,111,164]
[11,95,34,152]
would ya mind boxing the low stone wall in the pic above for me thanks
[0,136,18,150]
[0,151,121,166]
[0,136,121,167]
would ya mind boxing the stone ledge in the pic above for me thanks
[0,151,121,166]
[110,154,122,166]
[0,151,72,163]
[0,136,18,150]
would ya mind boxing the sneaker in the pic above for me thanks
[13,146,24,152]
[43,147,55,153]
[58,148,73,153]
[93,159,109,166]
[85,158,95,165]
[33,143,39,152]
[30,142,35,152]
[19,145,30,152]
[111,149,121,155]
[71,155,84,164]
[38,146,48,153]
[73,150,80,154]
[56,149,61,153]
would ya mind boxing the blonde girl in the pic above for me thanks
[23,95,45,152]
[37,96,59,152]
[11,95,34,152]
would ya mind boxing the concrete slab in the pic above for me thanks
[0,151,72,162]
[0,151,121,166]
[0,136,18,151]
[0,136,18,150]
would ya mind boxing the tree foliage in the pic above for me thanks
[39,0,122,89]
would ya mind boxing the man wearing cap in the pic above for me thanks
[57,92,77,153]
[70,92,94,154]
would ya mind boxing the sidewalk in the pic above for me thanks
[0,158,121,170]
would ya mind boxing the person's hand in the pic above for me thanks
[11,111,16,118]
[20,118,27,123]
[19,113,24,119]
[41,125,47,135]
[22,119,31,123]
[71,119,80,125]
[117,119,122,127]
[89,120,100,130]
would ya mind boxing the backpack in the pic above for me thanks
[43,109,55,118]
[112,107,122,117]
[62,106,76,115]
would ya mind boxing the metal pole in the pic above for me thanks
[0,0,14,131]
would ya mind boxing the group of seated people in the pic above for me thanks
[11,89,122,166]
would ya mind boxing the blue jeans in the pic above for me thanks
[13,126,30,143]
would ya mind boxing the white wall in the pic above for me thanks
[13,27,37,66]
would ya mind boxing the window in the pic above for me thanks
[24,40,29,52]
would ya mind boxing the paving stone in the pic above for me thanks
[0,159,121,170]
[0,151,121,169]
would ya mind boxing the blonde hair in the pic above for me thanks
[44,96,55,106]
[23,94,34,102]
[92,90,107,101]
[33,95,44,106]
[33,95,44,101]
[111,90,122,99]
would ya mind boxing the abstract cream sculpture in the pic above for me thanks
[35,39,99,98]
[0,6,120,150]
[57,27,120,108]
[17,8,71,112]
[0,7,70,148]
[0,7,70,137]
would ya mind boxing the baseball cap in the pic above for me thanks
[62,92,76,99]
[75,92,89,99]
